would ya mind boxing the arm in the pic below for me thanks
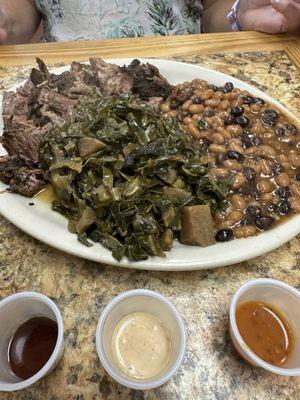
[202,0,300,34]
[0,0,41,44]
[202,0,234,33]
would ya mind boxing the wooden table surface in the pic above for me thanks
[1,32,300,400]
[0,31,299,66]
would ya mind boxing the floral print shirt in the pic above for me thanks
[35,0,202,42]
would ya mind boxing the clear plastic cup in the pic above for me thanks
[96,289,186,390]
[0,291,64,392]
[230,278,300,376]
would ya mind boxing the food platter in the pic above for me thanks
[0,58,300,271]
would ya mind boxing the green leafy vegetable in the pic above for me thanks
[39,94,229,261]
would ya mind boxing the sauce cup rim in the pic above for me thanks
[96,289,186,390]
[0,291,64,392]
[230,278,300,376]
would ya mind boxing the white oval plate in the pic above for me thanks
[0,58,300,271]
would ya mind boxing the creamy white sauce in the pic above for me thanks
[111,312,171,380]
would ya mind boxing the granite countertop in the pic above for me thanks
[0,51,300,400]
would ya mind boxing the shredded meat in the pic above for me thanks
[0,57,172,196]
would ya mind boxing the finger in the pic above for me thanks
[271,0,300,30]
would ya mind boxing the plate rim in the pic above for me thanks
[0,58,300,271]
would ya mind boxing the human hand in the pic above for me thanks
[239,0,300,33]
[0,6,8,43]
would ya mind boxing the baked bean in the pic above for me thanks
[211,133,225,144]
[227,210,243,223]
[204,99,220,108]
[201,89,214,100]
[257,180,274,193]
[228,141,244,154]
[182,100,192,111]
[183,116,195,125]
[219,100,230,111]
[211,168,231,179]
[209,144,227,154]
[257,159,272,176]
[226,125,243,136]
[212,91,224,100]
[290,196,300,213]
[231,194,246,210]
[218,220,234,230]
[223,130,232,140]
[188,123,201,139]
[232,172,246,189]
[260,193,275,205]
[189,104,204,114]
[160,103,170,113]
[290,153,300,168]
[204,117,213,126]
[251,123,265,135]
[234,226,257,238]
[216,126,226,135]
[214,211,225,223]
[290,182,300,197]
[259,145,277,158]
[223,159,243,171]
[250,103,260,113]
[192,114,201,121]
[275,172,290,187]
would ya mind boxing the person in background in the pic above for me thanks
[0,0,299,44]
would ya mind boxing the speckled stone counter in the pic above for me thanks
[0,51,300,400]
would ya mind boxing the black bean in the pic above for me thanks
[276,127,285,137]
[224,115,235,126]
[255,215,275,230]
[253,98,265,105]
[230,106,244,117]
[251,136,262,147]
[251,190,260,200]
[285,123,297,135]
[246,205,262,217]
[240,218,252,226]
[192,97,203,105]
[277,200,291,215]
[208,84,219,92]
[267,204,277,212]
[236,116,250,127]
[243,167,256,181]
[262,115,277,126]
[295,172,300,181]
[227,150,244,161]
[215,229,234,242]
[170,99,181,109]
[201,139,210,152]
[263,109,279,119]
[241,95,254,104]
[216,152,227,165]
[276,187,291,199]
[272,163,284,175]
[223,82,234,93]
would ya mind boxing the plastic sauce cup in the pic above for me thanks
[230,278,300,376]
[0,291,64,392]
[96,289,186,390]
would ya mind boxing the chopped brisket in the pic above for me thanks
[121,59,173,100]
[0,155,48,196]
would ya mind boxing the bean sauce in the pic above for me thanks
[161,80,300,240]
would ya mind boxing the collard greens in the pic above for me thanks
[39,94,229,261]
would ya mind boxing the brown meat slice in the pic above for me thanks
[89,57,133,95]
[121,59,173,100]
[180,205,216,247]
